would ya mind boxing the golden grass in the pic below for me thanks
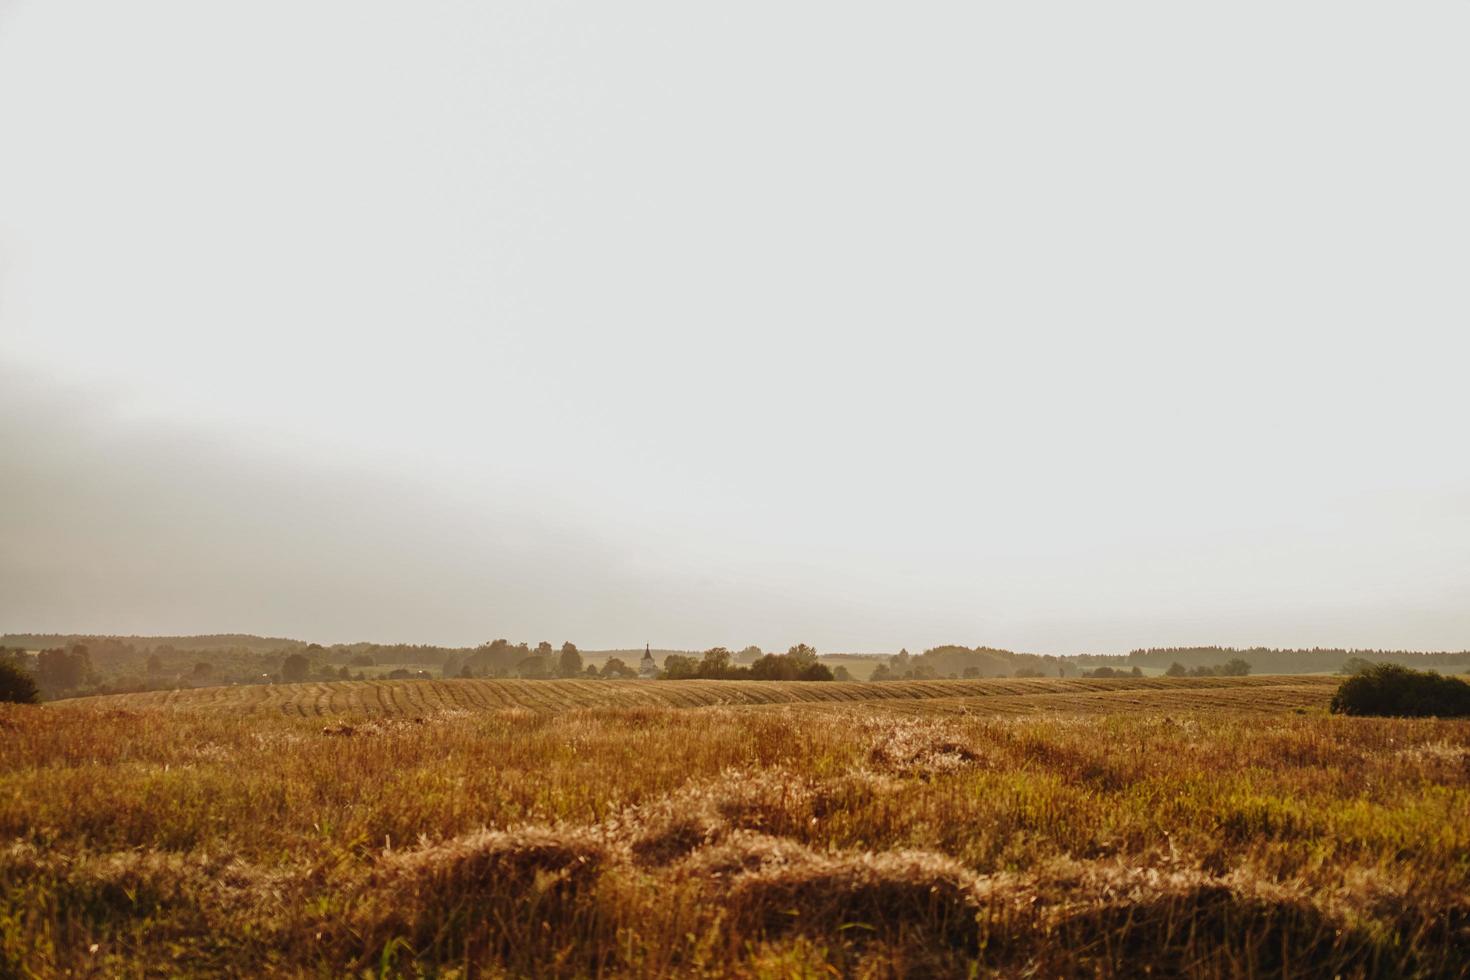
[2,684,1467,977]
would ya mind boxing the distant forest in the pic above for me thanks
[853,644,1470,681]
[1126,646,1470,674]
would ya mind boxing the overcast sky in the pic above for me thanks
[2,2,1467,653]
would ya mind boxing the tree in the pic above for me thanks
[736,645,763,664]
[0,660,39,704]
[37,647,92,692]
[1220,658,1252,677]
[600,657,636,678]
[584,664,599,677]
[536,641,554,659]
[800,661,834,681]
[192,662,213,678]
[870,663,894,681]
[559,642,583,677]
[146,654,163,674]
[832,665,853,682]
[787,644,818,669]
[516,656,549,679]
[750,654,799,680]
[699,647,732,678]
[660,655,699,680]
[746,652,833,681]
[281,653,311,683]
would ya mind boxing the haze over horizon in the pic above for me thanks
[3,3,1468,654]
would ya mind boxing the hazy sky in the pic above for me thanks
[2,2,1468,653]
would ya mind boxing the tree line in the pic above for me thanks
[656,645,840,681]
[1129,646,1470,674]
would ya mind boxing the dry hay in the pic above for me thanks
[708,838,992,951]
[617,766,903,867]
[371,824,613,907]
[354,826,619,963]
[860,716,986,776]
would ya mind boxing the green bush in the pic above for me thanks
[1330,664,1470,718]
[0,660,40,704]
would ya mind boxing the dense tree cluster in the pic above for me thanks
[869,645,1074,681]
[657,644,834,681]
[443,639,596,679]
[1081,666,1145,678]
[36,646,96,693]
[1163,659,1252,678]
[1331,664,1470,717]
[0,658,39,704]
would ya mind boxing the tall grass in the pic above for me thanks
[2,691,1467,976]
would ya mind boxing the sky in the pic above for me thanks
[2,2,1468,653]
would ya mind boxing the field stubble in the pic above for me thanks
[61,673,1342,718]
[1,677,1466,977]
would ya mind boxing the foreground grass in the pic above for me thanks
[2,689,1467,976]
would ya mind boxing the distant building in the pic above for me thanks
[638,643,658,679]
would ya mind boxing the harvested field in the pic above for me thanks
[3,686,1468,977]
[57,673,1341,718]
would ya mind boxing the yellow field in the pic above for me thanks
[63,673,1341,717]
[6,675,1467,977]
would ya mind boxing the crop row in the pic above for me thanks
[62,675,1342,718]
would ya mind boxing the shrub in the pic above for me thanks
[1330,664,1470,718]
[0,660,40,704]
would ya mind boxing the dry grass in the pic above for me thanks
[2,681,1467,977]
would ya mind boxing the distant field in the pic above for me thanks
[62,674,1341,717]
